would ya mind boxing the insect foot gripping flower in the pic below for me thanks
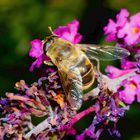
[53,19,82,44]
[1,17,139,140]
[29,19,82,71]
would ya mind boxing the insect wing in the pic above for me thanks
[77,44,130,61]
[58,69,83,110]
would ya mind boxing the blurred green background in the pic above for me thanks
[0,0,140,139]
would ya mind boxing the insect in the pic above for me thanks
[43,35,130,110]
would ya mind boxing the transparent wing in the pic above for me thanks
[58,69,83,110]
[76,44,130,61]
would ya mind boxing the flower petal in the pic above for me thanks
[53,19,82,44]
[29,39,43,58]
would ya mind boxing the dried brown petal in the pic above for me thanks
[15,80,28,90]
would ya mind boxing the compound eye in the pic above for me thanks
[43,42,48,54]
[43,38,54,54]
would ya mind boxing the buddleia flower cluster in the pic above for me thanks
[0,9,140,140]
[104,9,140,104]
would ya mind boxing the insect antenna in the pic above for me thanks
[48,26,58,38]
[48,26,54,35]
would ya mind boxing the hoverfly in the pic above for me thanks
[43,35,130,110]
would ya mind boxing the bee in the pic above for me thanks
[43,35,130,110]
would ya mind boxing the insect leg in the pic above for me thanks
[43,60,54,66]
[90,56,100,72]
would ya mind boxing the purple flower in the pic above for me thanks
[104,9,129,42]
[118,74,140,104]
[105,65,133,78]
[121,59,136,70]
[29,20,82,71]
[53,19,82,44]
[118,12,140,45]
[66,126,76,135]
[29,56,43,72]
[76,134,84,140]
[29,39,44,71]
[105,9,140,45]
[29,39,43,58]
[29,39,50,71]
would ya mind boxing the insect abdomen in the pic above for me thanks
[82,63,95,90]
[75,53,95,91]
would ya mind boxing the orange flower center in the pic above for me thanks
[130,81,137,89]
[133,27,139,34]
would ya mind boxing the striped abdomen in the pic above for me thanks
[74,53,95,91]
